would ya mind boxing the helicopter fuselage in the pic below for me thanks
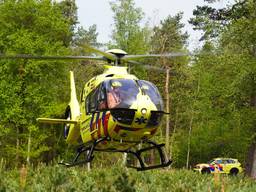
[64,65,164,151]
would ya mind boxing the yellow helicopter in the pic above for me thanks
[0,47,187,170]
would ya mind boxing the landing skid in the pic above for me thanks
[126,140,172,171]
[59,138,172,171]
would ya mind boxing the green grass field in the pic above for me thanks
[1,163,256,192]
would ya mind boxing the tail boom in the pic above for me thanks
[37,118,78,124]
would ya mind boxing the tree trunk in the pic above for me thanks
[165,68,170,157]
[250,144,256,178]
[186,113,193,169]
[248,93,256,178]
[16,126,19,167]
[170,106,179,159]
[26,131,31,165]
[245,84,256,177]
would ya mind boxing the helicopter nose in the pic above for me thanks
[133,95,156,127]
[141,108,147,115]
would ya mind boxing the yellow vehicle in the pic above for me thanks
[194,158,243,175]
[0,47,186,170]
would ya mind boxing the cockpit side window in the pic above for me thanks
[86,88,98,114]
[85,83,108,114]
[85,94,91,114]
[98,83,107,110]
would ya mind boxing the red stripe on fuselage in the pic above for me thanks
[97,117,101,138]
[103,113,110,137]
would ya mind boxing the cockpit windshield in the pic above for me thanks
[138,80,164,111]
[95,79,164,111]
[105,79,139,109]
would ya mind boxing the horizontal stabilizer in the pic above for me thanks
[37,118,78,124]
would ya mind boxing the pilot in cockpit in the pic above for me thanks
[107,81,122,109]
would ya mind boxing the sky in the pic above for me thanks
[75,0,234,51]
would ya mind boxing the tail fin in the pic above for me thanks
[70,71,78,105]
[66,71,81,144]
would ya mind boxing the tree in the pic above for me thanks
[73,25,98,48]
[189,0,250,40]
[185,0,256,175]
[0,0,76,166]
[109,0,150,54]
[108,0,152,165]
[151,13,188,53]
[150,13,189,160]
[219,0,256,176]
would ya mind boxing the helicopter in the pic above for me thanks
[0,46,188,171]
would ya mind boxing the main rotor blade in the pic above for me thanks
[123,52,190,60]
[82,45,116,61]
[124,60,143,65]
[0,54,104,60]
[143,65,166,72]
[123,59,168,72]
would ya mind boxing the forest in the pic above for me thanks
[0,0,255,191]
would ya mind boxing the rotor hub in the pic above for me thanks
[106,49,127,58]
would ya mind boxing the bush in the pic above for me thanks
[0,163,256,192]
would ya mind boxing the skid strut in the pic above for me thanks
[59,138,106,167]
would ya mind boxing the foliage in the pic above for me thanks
[0,0,74,166]
[189,0,250,40]
[151,13,188,53]
[150,13,190,161]
[109,0,150,54]
[108,0,151,106]
[1,164,256,191]
[0,0,255,180]
[73,25,99,47]
[70,23,103,94]
[172,0,256,169]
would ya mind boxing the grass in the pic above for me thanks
[0,163,255,192]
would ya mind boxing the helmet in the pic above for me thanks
[111,81,122,88]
